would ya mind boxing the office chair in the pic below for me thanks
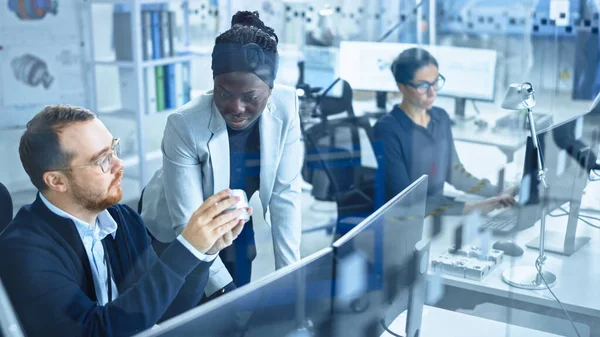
[317,79,355,121]
[0,183,13,233]
[302,116,378,235]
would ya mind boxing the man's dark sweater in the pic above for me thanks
[0,195,212,337]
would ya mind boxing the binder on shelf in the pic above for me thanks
[174,62,184,107]
[145,68,157,115]
[164,64,176,109]
[119,68,138,112]
[155,66,166,111]
[141,11,153,61]
[113,12,132,60]
[168,11,176,57]
[150,11,162,60]
[160,10,171,58]
[182,61,191,104]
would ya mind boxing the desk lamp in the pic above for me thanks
[500,82,557,290]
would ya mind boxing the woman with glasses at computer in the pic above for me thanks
[374,48,516,216]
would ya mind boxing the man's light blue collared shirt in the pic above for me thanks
[40,193,119,305]
[40,194,218,305]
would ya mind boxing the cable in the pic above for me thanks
[471,99,481,115]
[558,206,600,229]
[578,216,600,229]
[579,214,600,222]
[534,257,581,337]
[380,319,404,337]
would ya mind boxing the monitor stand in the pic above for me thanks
[451,98,475,125]
[526,200,591,256]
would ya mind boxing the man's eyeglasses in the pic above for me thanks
[406,74,446,94]
[56,138,120,173]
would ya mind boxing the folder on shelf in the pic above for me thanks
[168,11,176,57]
[160,10,171,58]
[155,66,166,112]
[174,62,184,107]
[112,12,132,61]
[150,11,162,60]
[145,68,157,115]
[164,64,176,109]
[141,11,153,61]
[182,61,191,104]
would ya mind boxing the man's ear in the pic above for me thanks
[43,171,69,193]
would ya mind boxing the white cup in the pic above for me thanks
[227,189,251,221]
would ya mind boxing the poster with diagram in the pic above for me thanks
[0,0,91,128]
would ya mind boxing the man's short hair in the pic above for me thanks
[19,105,96,191]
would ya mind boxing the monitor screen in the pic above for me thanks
[329,175,428,337]
[339,41,497,101]
[517,114,591,229]
[134,248,334,337]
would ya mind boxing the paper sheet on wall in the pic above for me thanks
[0,0,90,128]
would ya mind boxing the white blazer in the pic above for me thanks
[141,83,302,295]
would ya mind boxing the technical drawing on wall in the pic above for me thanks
[8,0,58,20]
[11,53,54,89]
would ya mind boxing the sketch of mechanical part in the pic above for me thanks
[8,0,58,20]
[11,54,54,89]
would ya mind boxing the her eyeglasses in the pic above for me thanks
[56,138,120,173]
[406,74,446,94]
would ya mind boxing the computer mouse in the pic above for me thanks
[474,118,488,129]
[492,240,524,257]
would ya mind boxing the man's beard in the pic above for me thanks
[69,170,123,213]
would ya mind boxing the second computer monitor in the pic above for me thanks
[517,113,592,254]
[134,247,335,337]
[330,175,428,337]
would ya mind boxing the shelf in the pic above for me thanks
[93,60,134,68]
[93,55,195,68]
[142,54,194,68]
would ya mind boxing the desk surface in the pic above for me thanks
[382,306,562,337]
[426,205,600,318]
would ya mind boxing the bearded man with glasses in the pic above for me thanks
[0,105,251,337]
[374,48,517,216]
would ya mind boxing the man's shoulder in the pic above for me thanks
[0,205,57,251]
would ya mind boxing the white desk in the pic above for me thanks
[382,306,562,337]
[425,210,600,319]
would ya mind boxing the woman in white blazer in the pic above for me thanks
[141,11,302,298]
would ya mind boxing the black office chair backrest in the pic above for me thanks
[0,183,13,233]
[302,116,377,203]
[317,79,355,121]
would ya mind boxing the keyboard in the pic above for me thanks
[479,208,519,234]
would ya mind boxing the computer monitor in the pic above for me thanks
[515,113,592,255]
[299,46,344,98]
[134,248,334,337]
[0,278,25,337]
[338,41,497,118]
[330,175,428,337]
